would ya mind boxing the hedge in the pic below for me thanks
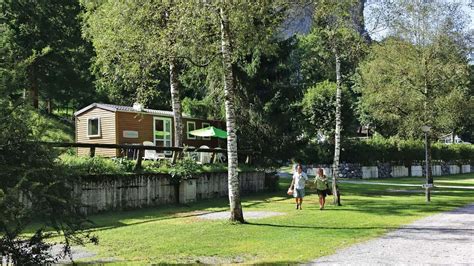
[297,138,473,165]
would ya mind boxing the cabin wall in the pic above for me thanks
[116,112,154,145]
[182,118,223,148]
[76,108,225,158]
[76,108,117,157]
[116,112,223,148]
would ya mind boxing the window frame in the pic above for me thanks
[201,122,211,140]
[187,121,196,140]
[87,117,101,138]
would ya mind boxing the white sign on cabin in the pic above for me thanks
[123,130,139,138]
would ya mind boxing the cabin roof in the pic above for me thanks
[75,103,191,118]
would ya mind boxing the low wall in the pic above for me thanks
[76,171,265,214]
[308,163,473,179]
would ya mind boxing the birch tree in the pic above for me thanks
[190,0,287,222]
[82,1,195,146]
[312,0,367,205]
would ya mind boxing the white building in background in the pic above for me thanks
[439,133,470,144]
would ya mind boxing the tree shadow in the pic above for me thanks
[245,221,474,232]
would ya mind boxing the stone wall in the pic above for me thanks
[76,172,265,214]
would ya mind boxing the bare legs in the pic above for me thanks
[295,197,303,209]
[318,196,326,210]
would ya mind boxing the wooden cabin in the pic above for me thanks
[74,103,225,157]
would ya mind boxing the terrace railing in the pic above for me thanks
[42,142,257,170]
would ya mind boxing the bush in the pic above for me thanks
[59,154,132,175]
[168,156,200,184]
[305,137,473,165]
[142,159,172,173]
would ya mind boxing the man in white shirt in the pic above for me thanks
[290,164,308,210]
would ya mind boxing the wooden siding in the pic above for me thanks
[115,112,223,148]
[75,107,225,158]
[76,108,117,157]
[116,112,154,145]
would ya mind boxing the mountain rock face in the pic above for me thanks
[280,0,371,43]
[279,3,313,39]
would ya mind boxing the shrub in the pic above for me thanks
[317,137,472,165]
[168,156,200,184]
[59,155,131,175]
[142,159,172,173]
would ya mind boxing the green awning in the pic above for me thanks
[189,126,227,139]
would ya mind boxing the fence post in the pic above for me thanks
[245,154,252,164]
[210,152,216,163]
[172,151,180,164]
[89,146,96,158]
[135,147,144,171]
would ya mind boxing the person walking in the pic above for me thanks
[315,168,331,210]
[289,164,308,210]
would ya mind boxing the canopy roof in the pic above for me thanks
[189,126,227,139]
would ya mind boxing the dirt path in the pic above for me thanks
[311,204,474,265]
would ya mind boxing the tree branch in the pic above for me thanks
[174,52,221,67]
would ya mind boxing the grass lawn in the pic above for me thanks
[69,173,474,264]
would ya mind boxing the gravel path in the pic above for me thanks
[311,204,474,265]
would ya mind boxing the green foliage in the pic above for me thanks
[356,38,471,138]
[341,138,473,164]
[356,1,472,139]
[295,136,473,165]
[142,159,172,174]
[59,155,131,175]
[0,0,97,108]
[181,97,216,119]
[57,174,474,263]
[233,38,306,165]
[0,102,96,264]
[302,80,357,136]
[294,141,334,165]
[168,156,200,184]
[311,0,368,67]
[58,155,257,176]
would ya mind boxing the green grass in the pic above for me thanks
[67,174,473,264]
[38,112,74,143]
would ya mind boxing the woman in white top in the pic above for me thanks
[290,164,308,210]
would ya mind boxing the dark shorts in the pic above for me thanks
[317,189,330,198]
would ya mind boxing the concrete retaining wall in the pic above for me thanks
[362,166,378,179]
[462,165,471,173]
[76,172,265,214]
[391,166,409,177]
[449,165,460,174]
[308,164,472,179]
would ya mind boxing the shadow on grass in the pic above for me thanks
[28,175,472,236]
[245,221,474,232]
[78,192,290,233]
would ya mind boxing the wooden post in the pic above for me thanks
[210,152,216,163]
[89,146,96,158]
[172,151,180,164]
[135,147,144,171]
[245,154,252,164]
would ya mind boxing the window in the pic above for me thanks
[87,117,101,137]
[187,121,196,139]
[201,122,210,140]
[154,117,172,155]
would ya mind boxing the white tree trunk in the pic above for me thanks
[332,50,342,206]
[220,3,244,223]
[169,59,183,148]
